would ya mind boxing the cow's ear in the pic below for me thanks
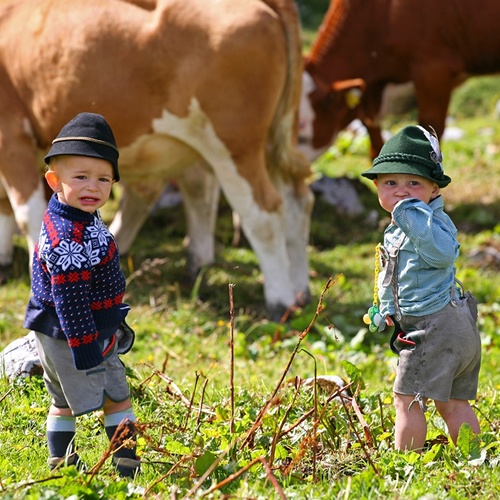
[331,78,365,92]
[45,170,61,192]
[331,78,365,108]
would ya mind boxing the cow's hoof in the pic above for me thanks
[267,304,289,323]
[295,288,312,307]
[267,289,311,322]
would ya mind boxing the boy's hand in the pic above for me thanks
[72,341,105,371]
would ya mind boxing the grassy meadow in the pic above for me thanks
[1,2,500,498]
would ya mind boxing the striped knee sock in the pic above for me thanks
[104,410,137,459]
[46,415,76,458]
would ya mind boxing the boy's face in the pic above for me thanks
[45,155,114,213]
[374,173,440,213]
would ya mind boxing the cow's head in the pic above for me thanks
[298,70,366,162]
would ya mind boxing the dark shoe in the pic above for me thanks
[112,455,141,477]
[48,453,87,472]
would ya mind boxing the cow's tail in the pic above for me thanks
[261,0,311,182]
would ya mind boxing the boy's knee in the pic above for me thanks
[435,398,468,417]
[394,393,415,411]
[103,398,132,414]
[394,392,427,413]
[393,393,406,407]
[49,405,74,417]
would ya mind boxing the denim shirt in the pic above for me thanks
[378,196,459,318]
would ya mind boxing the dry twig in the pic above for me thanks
[239,276,341,450]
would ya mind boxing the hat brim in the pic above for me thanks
[44,140,120,181]
[361,161,451,188]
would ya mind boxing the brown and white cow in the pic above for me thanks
[301,0,500,160]
[0,0,313,319]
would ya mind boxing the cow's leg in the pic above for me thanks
[237,203,297,320]
[109,182,166,254]
[412,67,453,139]
[176,161,219,278]
[211,157,300,319]
[190,149,304,318]
[178,158,312,320]
[360,83,386,158]
[0,183,17,282]
[365,123,385,159]
[0,180,46,275]
[150,109,306,318]
[275,176,314,307]
[0,112,47,274]
[0,210,16,266]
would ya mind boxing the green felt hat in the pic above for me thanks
[362,125,451,187]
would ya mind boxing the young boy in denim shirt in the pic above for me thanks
[362,125,481,451]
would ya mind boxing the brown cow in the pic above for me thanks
[301,0,500,159]
[0,0,313,319]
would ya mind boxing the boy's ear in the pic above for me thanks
[45,170,61,192]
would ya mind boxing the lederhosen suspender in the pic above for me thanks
[382,232,463,321]
[382,233,406,322]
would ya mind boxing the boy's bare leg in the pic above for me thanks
[435,398,480,443]
[394,393,427,451]
[49,405,73,416]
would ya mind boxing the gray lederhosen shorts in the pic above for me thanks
[34,326,134,416]
[393,292,481,403]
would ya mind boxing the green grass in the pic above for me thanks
[1,10,500,498]
[1,133,499,497]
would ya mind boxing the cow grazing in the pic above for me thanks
[301,0,500,159]
[298,71,366,161]
[0,0,313,319]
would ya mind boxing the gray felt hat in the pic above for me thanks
[45,112,120,181]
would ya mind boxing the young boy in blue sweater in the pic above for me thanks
[362,125,481,452]
[24,113,140,477]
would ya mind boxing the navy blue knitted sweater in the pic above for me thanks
[24,194,129,370]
